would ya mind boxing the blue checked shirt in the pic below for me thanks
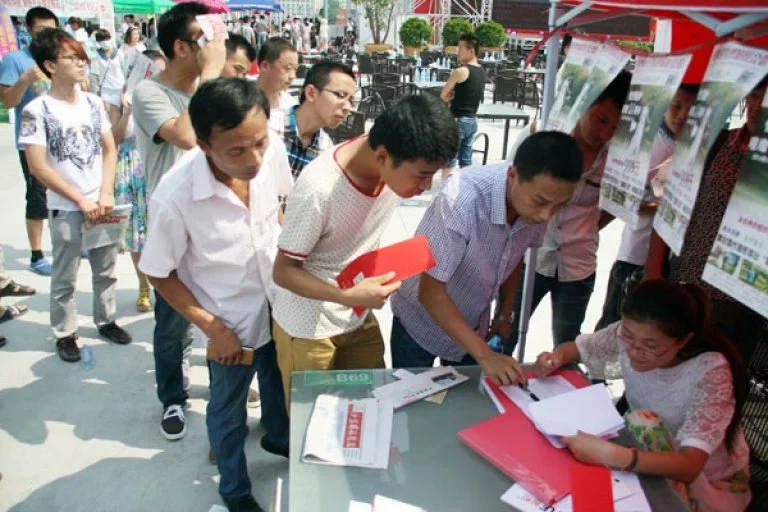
[282,105,334,180]
[391,163,546,361]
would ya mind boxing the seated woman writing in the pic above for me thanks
[534,279,751,512]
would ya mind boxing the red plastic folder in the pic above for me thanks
[571,464,614,512]
[336,235,437,317]
[457,370,590,505]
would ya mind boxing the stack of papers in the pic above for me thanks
[501,470,651,512]
[528,384,624,440]
[302,395,393,469]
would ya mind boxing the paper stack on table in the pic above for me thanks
[527,384,624,440]
[373,367,469,409]
[302,395,393,469]
[501,470,651,512]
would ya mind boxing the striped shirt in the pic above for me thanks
[391,163,546,361]
[283,105,334,180]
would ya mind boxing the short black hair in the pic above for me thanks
[513,131,583,182]
[30,28,89,78]
[300,60,355,103]
[94,29,111,42]
[26,7,58,29]
[142,49,166,62]
[594,69,632,109]
[257,36,296,65]
[562,33,572,49]
[226,33,257,62]
[459,33,478,55]
[157,2,210,60]
[189,77,270,144]
[368,94,458,168]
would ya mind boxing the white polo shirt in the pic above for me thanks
[139,134,293,348]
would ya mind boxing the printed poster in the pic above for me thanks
[564,42,631,132]
[545,37,602,133]
[654,41,768,255]
[702,89,768,319]
[0,4,19,58]
[600,54,692,227]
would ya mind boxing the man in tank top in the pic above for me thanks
[441,33,485,170]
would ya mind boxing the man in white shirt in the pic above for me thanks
[140,78,290,512]
[21,28,132,362]
[272,95,459,404]
[504,70,632,353]
[595,84,698,329]
[255,37,298,136]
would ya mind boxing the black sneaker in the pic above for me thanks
[260,435,289,458]
[98,322,132,345]
[161,404,187,440]
[222,495,265,512]
[56,335,81,362]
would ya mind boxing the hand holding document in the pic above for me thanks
[337,236,437,317]
[81,204,131,250]
[302,395,393,469]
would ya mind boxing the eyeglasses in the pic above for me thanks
[617,323,676,359]
[322,89,356,108]
[58,54,85,64]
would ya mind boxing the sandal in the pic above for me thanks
[0,280,36,297]
[0,304,29,324]
[136,288,151,313]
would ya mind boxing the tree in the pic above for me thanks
[350,0,400,45]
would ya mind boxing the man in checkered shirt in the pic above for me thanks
[283,60,356,180]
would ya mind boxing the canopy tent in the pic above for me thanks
[513,0,768,361]
[225,0,284,12]
[112,0,176,14]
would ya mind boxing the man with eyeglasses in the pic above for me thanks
[282,60,356,181]
[255,37,298,137]
[132,2,227,442]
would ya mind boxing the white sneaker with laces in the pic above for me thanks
[161,404,187,440]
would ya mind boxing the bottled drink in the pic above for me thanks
[487,335,504,353]
[81,344,95,370]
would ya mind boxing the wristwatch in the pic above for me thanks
[495,313,515,325]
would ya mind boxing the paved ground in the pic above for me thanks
[0,109,627,511]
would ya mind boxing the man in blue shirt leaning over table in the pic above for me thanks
[390,131,583,386]
[0,7,59,275]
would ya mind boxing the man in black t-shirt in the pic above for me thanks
[441,33,485,169]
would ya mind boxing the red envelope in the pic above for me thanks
[336,235,437,317]
[571,464,614,512]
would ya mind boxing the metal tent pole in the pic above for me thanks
[515,0,562,363]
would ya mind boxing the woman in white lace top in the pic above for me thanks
[534,279,751,512]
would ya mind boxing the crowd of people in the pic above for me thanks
[0,3,766,511]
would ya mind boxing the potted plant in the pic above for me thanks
[442,17,473,54]
[399,17,431,56]
[475,20,507,53]
[351,0,399,54]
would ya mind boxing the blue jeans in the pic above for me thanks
[449,116,478,168]
[153,291,194,408]
[208,341,289,500]
[390,316,477,367]
[504,270,596,355]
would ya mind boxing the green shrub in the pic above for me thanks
[475,21,507,47]
[442,18,473,46]
[399,17,432,47]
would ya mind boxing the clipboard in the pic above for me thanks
[336,235,437,317]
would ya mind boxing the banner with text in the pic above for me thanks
[0,4,20,59]
[545,37,602,133]
[4,0,62,17]
[653,41,768,255]
[702,89,768,319]
[600,54,692,227]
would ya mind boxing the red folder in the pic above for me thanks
[571,464,614,512]
[336,235,437,317]
[457,369,590,505]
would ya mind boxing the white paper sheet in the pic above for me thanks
[302,395,393,469]
[372,495,425,512]
[528,384,624,438]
